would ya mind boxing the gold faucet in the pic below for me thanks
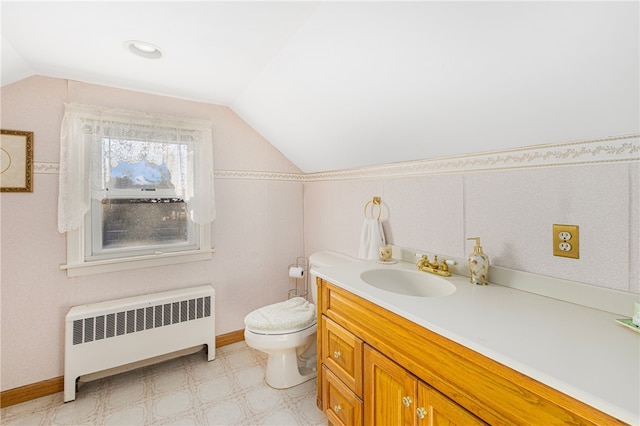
[416,254,457,277]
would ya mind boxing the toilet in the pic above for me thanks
[244,251,355,389]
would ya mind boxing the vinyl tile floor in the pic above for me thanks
[0,341,328,425]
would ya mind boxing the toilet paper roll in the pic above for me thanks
[289,266,305,278]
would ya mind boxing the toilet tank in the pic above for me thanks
[308,251,356,304]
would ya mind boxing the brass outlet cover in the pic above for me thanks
[553,224,579,259]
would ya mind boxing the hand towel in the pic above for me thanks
[358,218,386,260]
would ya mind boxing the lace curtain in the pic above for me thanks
[58,103,216,232]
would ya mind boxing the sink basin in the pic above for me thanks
[360,268,456,297]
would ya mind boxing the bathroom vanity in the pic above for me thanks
[314,260,638,425]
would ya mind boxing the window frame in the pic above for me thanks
[59,105,215,277]
[63,223,212,277]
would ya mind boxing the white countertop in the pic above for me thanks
[312,259,640,425]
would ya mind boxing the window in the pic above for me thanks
[58,103,215,276]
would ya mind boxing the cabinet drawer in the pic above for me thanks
[322,316,363,397]
[418,381,487,425]
[323,366,363,426]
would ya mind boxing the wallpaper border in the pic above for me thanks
[305,134,640,181]
[34,134,640,181]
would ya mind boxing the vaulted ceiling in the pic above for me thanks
[2,1,638,173]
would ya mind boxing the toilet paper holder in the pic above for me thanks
[288,256,309,300]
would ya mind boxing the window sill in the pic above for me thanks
[61,249,214,277]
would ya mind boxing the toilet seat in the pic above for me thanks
[244,297,316,335]
[243,251,356,389]
[246,321,317,336]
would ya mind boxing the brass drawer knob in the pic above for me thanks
[402,396,412,407]
[417,407,427,419]
[333,351,341,359]
[334,404,342,413]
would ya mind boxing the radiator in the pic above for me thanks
[64,285,215,402]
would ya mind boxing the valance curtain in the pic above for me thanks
[58,103,216,233]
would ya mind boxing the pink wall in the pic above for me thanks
[304,159,639,295]
[0,77,304,391]
[1,76,638,392]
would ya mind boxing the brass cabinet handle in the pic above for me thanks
[333,351,341,359]
[334,404,342,413]
[402,396,412,407]
[416,407,427,420]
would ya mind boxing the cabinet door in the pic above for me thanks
[416,381,487,426]
[364,345,416,426]
[323,366,363,426]
[322,316,364,396]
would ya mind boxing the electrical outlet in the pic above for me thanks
[553,224,579,259]
[558,242,572,251]
[558,231,572,240]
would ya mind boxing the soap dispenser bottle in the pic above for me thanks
[467,237,489,285]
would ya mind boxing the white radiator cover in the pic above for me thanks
[64,285,215,402]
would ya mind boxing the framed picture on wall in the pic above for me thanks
[1,129,34,192]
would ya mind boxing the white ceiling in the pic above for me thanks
[2,1,638,173]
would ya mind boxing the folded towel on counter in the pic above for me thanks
[244,297,316,331]
[358,218,386,260]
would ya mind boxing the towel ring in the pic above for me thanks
[364,196,382,220]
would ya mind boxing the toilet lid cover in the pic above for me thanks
[244,297,316,332]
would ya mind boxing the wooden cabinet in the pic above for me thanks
[317,277,625,426]
[364,344,416,426]
[320,316,363,425]
[323,366,363,426]
[365,344,485,426]
[322,316,363,397]
[418,381,487,426]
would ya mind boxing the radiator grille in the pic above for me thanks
[72,296,211,345]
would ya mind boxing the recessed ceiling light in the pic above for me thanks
[123,40,163,59]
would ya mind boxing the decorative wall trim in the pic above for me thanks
[33,135,639,182]
[305,134,640,181]
[33,163,305,181]
[34,162,59,174]
[214,170,304,182]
